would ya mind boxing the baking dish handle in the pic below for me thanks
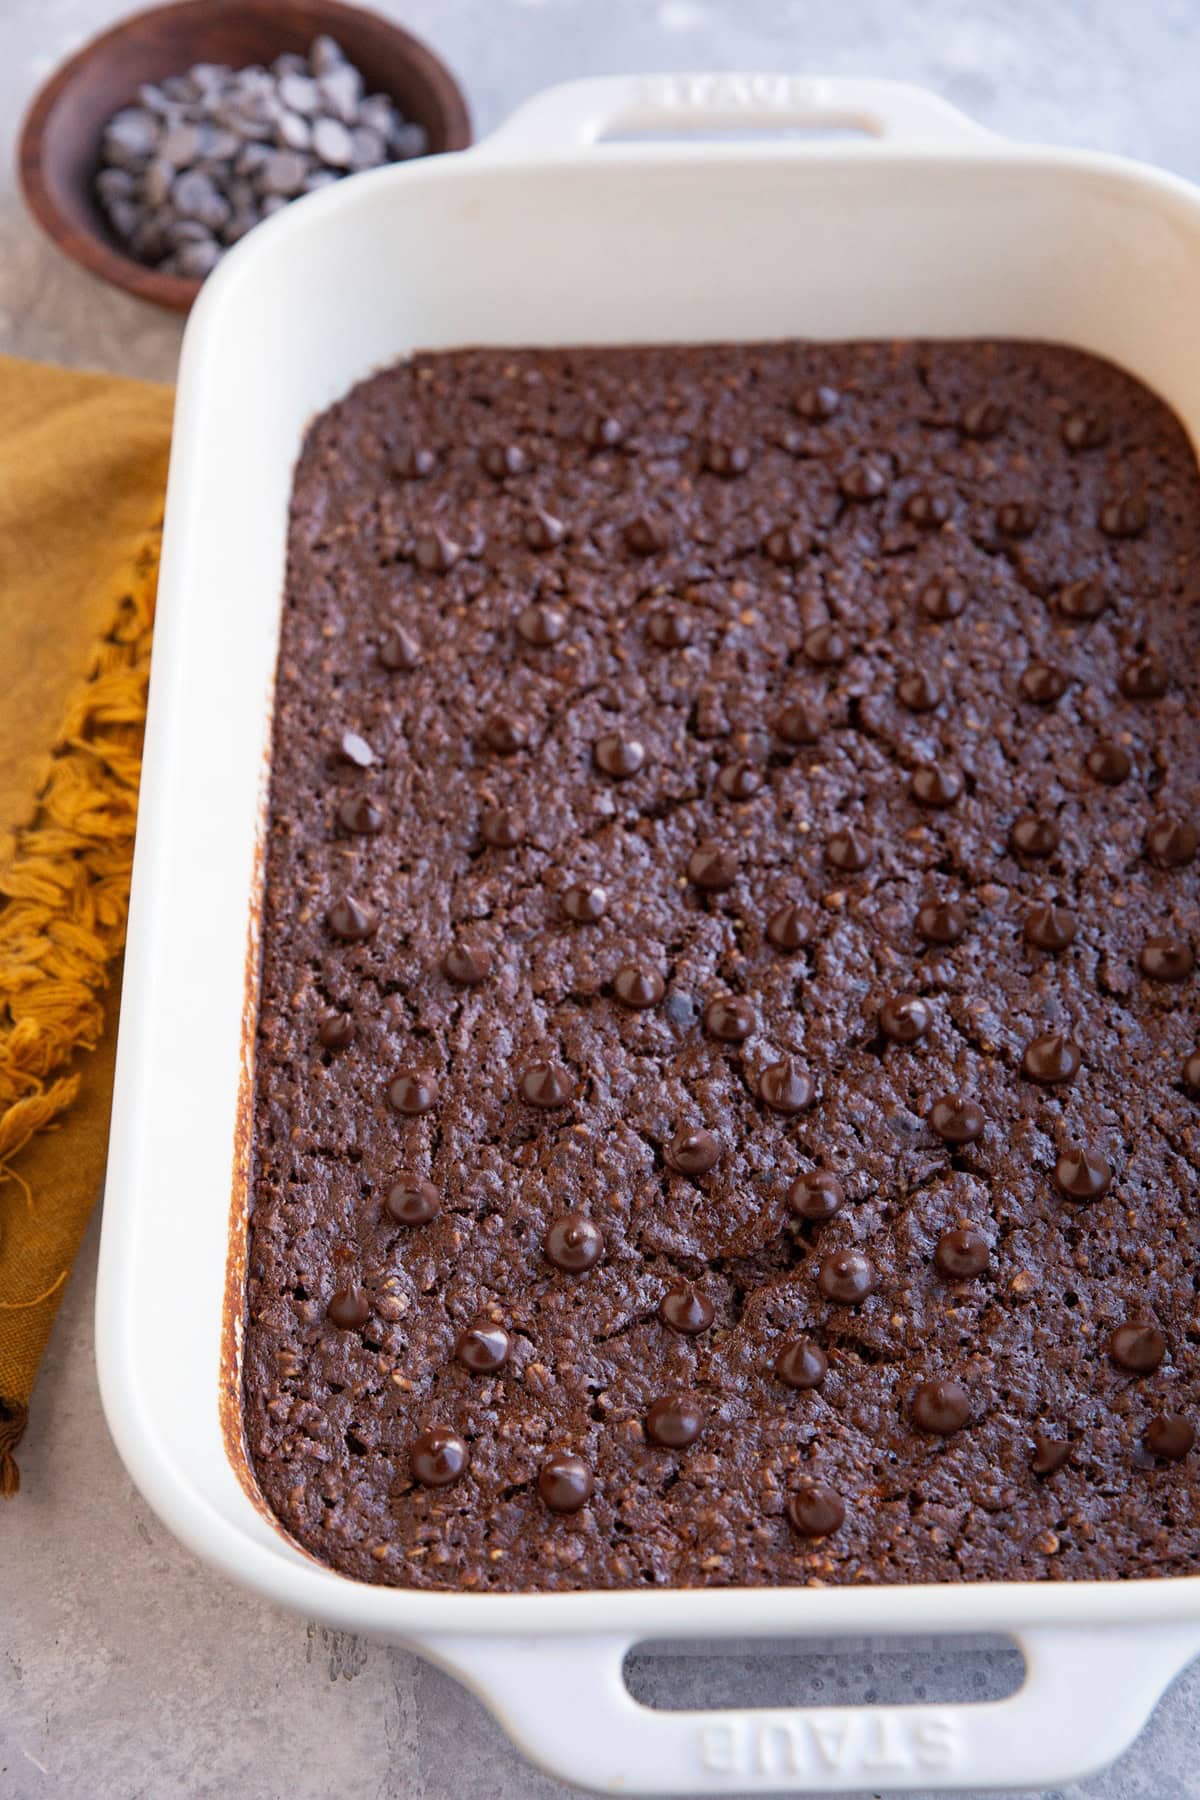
[414,1623,1200,1794]
[478,74,996,158]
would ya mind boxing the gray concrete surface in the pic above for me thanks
[5,2,1200,1795]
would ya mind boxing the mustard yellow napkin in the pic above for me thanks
[0,355,172,1492]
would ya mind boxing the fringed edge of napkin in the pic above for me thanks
[0,523,161,1494]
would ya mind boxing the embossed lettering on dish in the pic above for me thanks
[640,72,813,114]
[698,1709,961,1778]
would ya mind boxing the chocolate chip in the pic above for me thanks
[758,1058,814,1114]
[1055,1146,1111,1200]
[839,461,887,501]
[918,577,966,621]
[910,764,962,808]
[328,894,376,940]
[1010,814,1060,859]
[1056,577,1108,622]
[1024,905,1076,951]
[646,1395,703,1447]
[411,1427,468,1487]
[338,729,375,767]
[929,1096,984,1144]
[1062,409,1109,451]
[1022,1032,1081,1084]
[762,525,808,565]
[455,1321,511,1373]
[481,442,526,478]
[997,499,1040,538]
[538,1450,594,1512]
[520,1062,574,1108]
[1109,1322,1166,1373]
[896,669,941,712]
[817,1248,876,1303]
[826,828,873,873]
[1146,815,1198,867]
[328,1287,370,1329]
[879,994,933,1043]
[776,700,823,744]
[687,843,739,891]
[704,440,751,477]
[563,883,607,922]
[787,1482,845,1537]
[910,1378,970,1434]
[803,623,848,666]
[1086,740,1132,784]
[766,903,811,951]
[317,1011,355,1049]
[1031,1433,1073,1476]
[1119,654,1169,700]
[647,605,693,649]
[385,1174,441,1225]
[705,995,755,1042]
[584,415,624,450]
[934,1225,989,1278]
[614,964,665,1008]
[795,384,839,420]
[1139,936,1195,982]
[380,626,421,671]
[544,1212,604,1272]
[717,761,763,800]
[442,941,491,985]
[788,1171,843,1221]
[917,899,967,946]
[480,807,524,849]
[624,514,671,555]
[524,508,566,551]
[665,1127,720,1176]
[483,712,529,754]
[391,442,434,479]
[775,1339,828,1389]
[1183,1050,1200,1094]
[517,601,567,646]
[905,490,950,529]
[1099,493,1148,537]
[1020,662,1068,705]
[1145,1415,1194,1460]
[414,528,461,572]
[387,1070,439,1114]
[594,732,646,779]
[337,795,384,834]
[658,1284,715,1333]
[960,398,1007,440]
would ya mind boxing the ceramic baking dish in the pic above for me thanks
[97,75,1200,1794]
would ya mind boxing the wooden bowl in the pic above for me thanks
[18,0,472,312]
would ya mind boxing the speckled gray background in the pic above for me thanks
[5,2,1200,1796]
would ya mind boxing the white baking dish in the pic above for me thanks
[97,74,1200,1794]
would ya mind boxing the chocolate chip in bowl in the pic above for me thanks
[18,0,471,311]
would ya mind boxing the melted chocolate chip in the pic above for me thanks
[414,527,461,572]
[1031,1433,1073,1476]
[817,1248,876,1304]
[1022,1032,1081,1085]
[905,490,951,529]
[524,508,566,551]
[839,461,888,501]
[788,1171,843,1221]
[544,1212,604,1272]
[934,1225,990,1278]
[758,1058,815,1114]
[387,1070,439,1114]
[520,1062,574,1108]
[880,994,933,1043]
[896,669,941,712]
[910,764,963,808]
[917,899,967,946]
[483,712,529,755]
[562,882,607,922]
[763,524,808,565]
[1139,936,1195,982]
[1146,816,1198,867]
[918,577,966,621]
[1099,493,1148,538]
[647,605,693,649]
[385,1174,441,1225]
[1086,740,1132,785]
[929,1096,985,1144]
[1024,905,1076,951]
[766,903,811,952]
[665,1128,720,1176]
[826,828,873,873]
[584,414,625,449]
[317,1011,355,1049]
[594,732,646,779]
[775,1339,829,1389]
[338,729,375,768]
[717,760,764,801]
[776,700,823,744]
[910,1378,970,1434]
[538,1450,594,1512]
[1062,409,1109,451]
[1109,1321,1166,1373]
[705,995,755,1042]
[687,843,739,891]
[997,499,1040,538]
[411,1427,468,1487]
[380,626,422,670]
[787,1482,845,1537]
[517,601,567,646]
[646,1395,703,1447]
[625,514,672,555]
[795,384,840,420]
[614,964,665,1009]
[1119,653,1169,700]
[704,440,751,477]
[960,398,1007,440]
[391,442,434,480]
[1020,662,1068,705]
[328,895,376,941]
[804,623,848,666]
[480,807,524,849]
[328,1287,370,1329]
[1055,1146,1111,1200]
[1010,814,1060,859]
[658,1284,715,1334]
[455,1321,511,1372]
[442,941,491,985]
[1056,577,1108,622]
[481,441,527,479]
[1145,1415,1194,1461]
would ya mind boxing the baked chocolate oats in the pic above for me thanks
[243,339,1200,1590]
